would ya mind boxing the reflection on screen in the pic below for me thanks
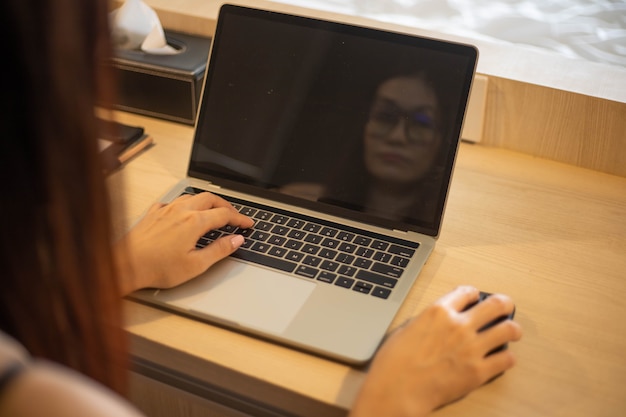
[190,8,476,233]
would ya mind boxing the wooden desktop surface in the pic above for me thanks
[109,111,626,417]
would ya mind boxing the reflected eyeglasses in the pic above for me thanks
[367,103,438,145]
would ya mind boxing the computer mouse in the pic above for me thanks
[463,291,516,356]
[463,291,517,383]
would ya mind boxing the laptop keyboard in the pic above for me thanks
[186,187,419,300]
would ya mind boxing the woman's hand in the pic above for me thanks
[350,286,522,417]
[116,192,254,294]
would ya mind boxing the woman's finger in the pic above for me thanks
[191,234,246,272]
[191,207,254,239]
[478,318,522,353]
[436,285,480,312]
[464,294,516,332]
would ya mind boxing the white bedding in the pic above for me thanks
[272,0,626,68]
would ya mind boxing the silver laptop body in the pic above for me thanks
[130,4,477,365]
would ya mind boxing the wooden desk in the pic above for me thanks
[110,111,626,417]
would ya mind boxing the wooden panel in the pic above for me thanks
[482,76,626,177]
[129,372,252,417]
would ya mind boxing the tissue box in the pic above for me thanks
[112,30,212,125]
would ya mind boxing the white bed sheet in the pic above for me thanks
[272,0,626,68]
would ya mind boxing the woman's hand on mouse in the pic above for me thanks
[115,192,254,294]
[349,286,522,417]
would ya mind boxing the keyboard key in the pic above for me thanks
[303,223,321,233]
[251,231,270,241]
[271,214,289,224]
[391,256,409,268]
[304,234,323,244]
[353,258,372,269]
[302,244,320,255]
[203,230,222,240]
[338,242,357,253]
[354,236,372,246]
[295,265,318,279]
[303,255,322,267]
[196,237,209,248]
[336,253,355,264]
[254,210,273,220]
[255,221,273,231]
[371,262,404,279]
[267,235,287,246]
[337,265,357,277]
[287,219,306,229]
[373,251,392,263]
[353,282,373,294]
[320,227,337,237]
[355,247,374,258]
[335,277,355,289]
[321,238,339,249]
[268,246,288,257]
[287,229,306,240]
[356,270,397,288]
[286,251,304,262]
[317,271,336,283]
[285,239,303,250]
[336,232,355,242]
[372,286,392,299]
[388,244,416,258]
[371,240,389,251]
[251,242,270,253]
[240,207,257,217]
[271,225,289,235]
[219,224,238,233]
[320,260,339,272]
[319,248,337,259]
[231,249,297,273]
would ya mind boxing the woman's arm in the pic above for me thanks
[1,331,144,417]
[0,361,145,417]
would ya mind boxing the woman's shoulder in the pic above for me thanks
[0,331,144,417]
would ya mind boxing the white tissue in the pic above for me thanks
[110,0,178,55]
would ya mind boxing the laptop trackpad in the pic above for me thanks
[159,258,316,334]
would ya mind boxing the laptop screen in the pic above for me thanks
[189,5,477,236]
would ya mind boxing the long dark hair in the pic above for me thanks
[0,0,128,394]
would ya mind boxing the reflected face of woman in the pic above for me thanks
[363,76,442,187]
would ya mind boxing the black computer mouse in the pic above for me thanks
[463,291,517,356]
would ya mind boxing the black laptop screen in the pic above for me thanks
[189,5,477,235]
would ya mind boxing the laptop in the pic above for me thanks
[130,4,477,365]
